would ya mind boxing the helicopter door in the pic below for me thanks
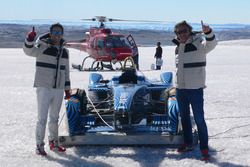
[127,34,139,69]
[126,34,138,56]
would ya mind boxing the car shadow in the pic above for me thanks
[71,145,245,167]
[45,145,246,167]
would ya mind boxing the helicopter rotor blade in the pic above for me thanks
[81,18,97,21]
[81,16,165,23]
[108,18,165,22]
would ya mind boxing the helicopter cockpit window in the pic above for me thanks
[106,36,130,48]
[97,39,104,49]
[106,39,113,48]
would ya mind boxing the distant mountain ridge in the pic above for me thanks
[1,21,250,48]
[0,19,249,31]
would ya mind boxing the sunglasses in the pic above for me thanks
[51,31,63,36]
[176,29,189,35]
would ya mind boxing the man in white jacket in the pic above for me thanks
[23,23,71,156]
[173,20,217,161]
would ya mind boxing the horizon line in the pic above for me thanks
[0,19,249,26]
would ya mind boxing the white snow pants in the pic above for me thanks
[36,87,64,145]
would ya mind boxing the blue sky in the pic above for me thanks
[1,0,250,24]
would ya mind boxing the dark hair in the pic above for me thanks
[157,42,161,45]
[50,23,64,34]
[174,20,192,34]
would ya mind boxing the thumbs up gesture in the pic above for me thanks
[201,20,211,34]
[27,26,37,42]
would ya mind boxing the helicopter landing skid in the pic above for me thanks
[72,60,122,71]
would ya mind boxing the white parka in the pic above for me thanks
[174,30,217,89]
[23,34,71,90]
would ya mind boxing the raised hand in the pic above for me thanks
[201,20,211,34]
[27,26,37,42]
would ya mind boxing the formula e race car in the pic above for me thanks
[59,60,198,146]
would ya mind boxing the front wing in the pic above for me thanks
[59,131,198,146]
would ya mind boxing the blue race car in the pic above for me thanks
[59,68,198,146]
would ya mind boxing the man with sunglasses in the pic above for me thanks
[172,21,217,161]
[23,23,71,156]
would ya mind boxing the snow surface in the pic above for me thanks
[1,40,250,167]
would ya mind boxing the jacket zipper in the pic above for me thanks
[54,47,61,88]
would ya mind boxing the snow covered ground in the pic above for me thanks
[0,40,250,167]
